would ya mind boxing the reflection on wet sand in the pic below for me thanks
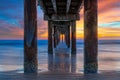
[48,52,77,73]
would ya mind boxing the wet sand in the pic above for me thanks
[0,42,120,80]
[0,70,120,80]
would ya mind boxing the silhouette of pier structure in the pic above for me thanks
[24,0,98,74]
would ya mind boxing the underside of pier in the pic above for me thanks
[24,0,98,74]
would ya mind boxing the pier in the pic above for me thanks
[24,0,98,74]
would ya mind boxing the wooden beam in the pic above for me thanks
[48,21,53,54]
[66,0,71,13]
[67,26,70,48]
[24,0,38,73]
[54,26,57,48]
[52,21,70,26]
[48,54,54,71]
[84,0,98,74]
[71,21,76,54]
[71,54,76,73]
[51,0,57,13]
[44,14,80,21]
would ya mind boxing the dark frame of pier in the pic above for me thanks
[24,0,98,74]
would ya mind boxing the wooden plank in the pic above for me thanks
[84,0,98,74]
[67,26,70,48]
[71,21,76,54]
[66,0,71,13]
[48,21,53,54]
[44,14,80,21]
[71,54,76,73]
[24,0,38,73]
[54,26,57,48]
[51,0,57,13]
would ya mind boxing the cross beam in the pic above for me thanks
[66,0,71,13]
[51,0,57,13]
[44,14,80,21]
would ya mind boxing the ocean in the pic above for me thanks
[0,40,120,73]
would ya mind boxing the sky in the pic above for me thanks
[0,0,120,40]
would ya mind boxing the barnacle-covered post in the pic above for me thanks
[24,0,38,73]
[71,21,76,54]
[68,25,70,48]
[84,0,98,74]
[54,26,57,48]
[48,21,53,54]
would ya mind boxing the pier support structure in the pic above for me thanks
[71,21,76,54]
[23,0,99,74]
[67,26,70,48]
[48,21,53,54]
[24,0,38,73]
[54,26,57,48]
[84,0,98,74]
[65,25,70,48]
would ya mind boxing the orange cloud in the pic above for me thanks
[76,0,120,40]
[0,0,120,40]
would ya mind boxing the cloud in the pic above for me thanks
[0,0,120,39]
[0,20,23,39]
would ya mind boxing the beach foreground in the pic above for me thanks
[0,70,120,80]
[0,40,120,80]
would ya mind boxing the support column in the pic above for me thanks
[71,54,76,73]
[68,26,70,48]
[54,26,57,48]
[48,21,53,54]
[48,54,54,71]
[56,29,59,46]
[71,21,76,54]
[24,0,38,73]
[84,0,98,74]
[65,26,70,48]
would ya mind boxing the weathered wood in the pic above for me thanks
[24,0,38,73]
[52,21,70,26]
[51,0,57,13]
[66,0,71,13]
[54,26,57,48]
[48,21,53,54]
[71,54,76,73]
[38,0,83,14]
[44,14,80,21]
[57,28,60,45]
[71,21,76,54]
[55,29,59,46]
[67,26,70,48]
[65,26,70,48]
[84,0,98,74]
[48,54,54,71]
